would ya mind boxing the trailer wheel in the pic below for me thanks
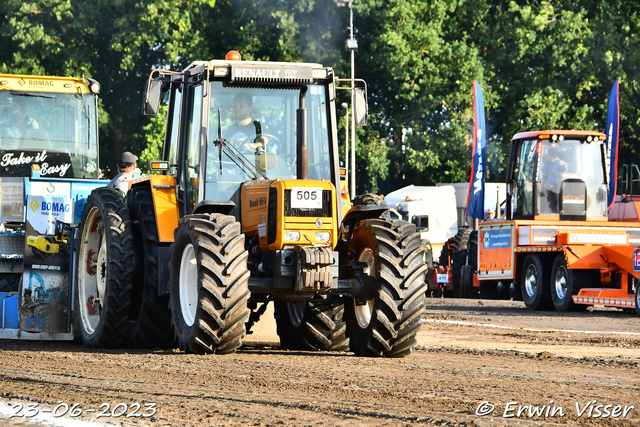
[550,255,576,311]
[345,219,427,357]
[76,187,133,348]
[521,254,550,310]
[274,298,349,351]
[123,187,175,348]
[551,255,599,312]
[169,214,250,354]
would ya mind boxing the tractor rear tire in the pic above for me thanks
[75,187,133,348]
[169,214,250,354]
[451,228,471,298]
[274,298,349,352]
[351,193,391,220]
[345,219,427,357]
[123,187,175,348]
[464,230,479,298]
[438,242,450,267]
[352,194,385,206]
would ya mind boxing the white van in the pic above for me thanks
[384,185,458,261]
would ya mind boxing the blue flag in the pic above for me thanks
[466,80,486,219]
[605,79,619,210]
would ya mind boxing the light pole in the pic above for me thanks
[341,102,349,174]
[345,0,358,199]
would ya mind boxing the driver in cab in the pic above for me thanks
[544,145,569,173]
[227,95,268,155]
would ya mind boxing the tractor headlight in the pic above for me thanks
[285,231,300,242]
[315,232,330,243]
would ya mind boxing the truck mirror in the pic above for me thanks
[353,87,368,126]
[142,79,162,116]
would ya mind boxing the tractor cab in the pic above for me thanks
[507,130,608,221]
[0,75,100,179]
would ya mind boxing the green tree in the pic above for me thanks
[0,0,216,177]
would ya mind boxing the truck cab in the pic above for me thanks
[507,130,608,221]
[0,74,104,340]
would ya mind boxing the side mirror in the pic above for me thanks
[353,87,368,126]
[142,79,162,116]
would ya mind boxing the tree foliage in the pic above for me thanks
[1,0,639,195]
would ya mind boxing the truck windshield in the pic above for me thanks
[0,90,99,178]
[202,82,331,201]
[538,139,607,217]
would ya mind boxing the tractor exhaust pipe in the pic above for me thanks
[297,85,308,179]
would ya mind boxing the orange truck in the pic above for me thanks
[460,130,639,314]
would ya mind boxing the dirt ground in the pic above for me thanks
[0,298,639,426]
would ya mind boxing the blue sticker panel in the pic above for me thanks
[71,180,109,223]
[483,229,512,249]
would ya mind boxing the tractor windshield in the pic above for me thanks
[0,90,99,178]
[538,139,607,217]
[202,82,331,201]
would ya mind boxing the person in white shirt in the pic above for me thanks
[107,151,138,194]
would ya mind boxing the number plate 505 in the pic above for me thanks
[291,187,323,209]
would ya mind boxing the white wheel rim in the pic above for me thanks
[96,236,107,301]
[354,248,375,329]
[78,206,104,335]
[554,265,568,300]
[287,302,306,328]
[179,243,198,327]
[524,263,538,298]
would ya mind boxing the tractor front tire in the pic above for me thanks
[75,187,133,348]
[345,219,427,357]
[169,214,250,354]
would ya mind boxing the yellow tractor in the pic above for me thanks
[75,52,428,356]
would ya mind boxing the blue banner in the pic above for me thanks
[466,80,486,219]
[605,79,619,210]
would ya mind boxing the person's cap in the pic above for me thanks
[118,151,138,167]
